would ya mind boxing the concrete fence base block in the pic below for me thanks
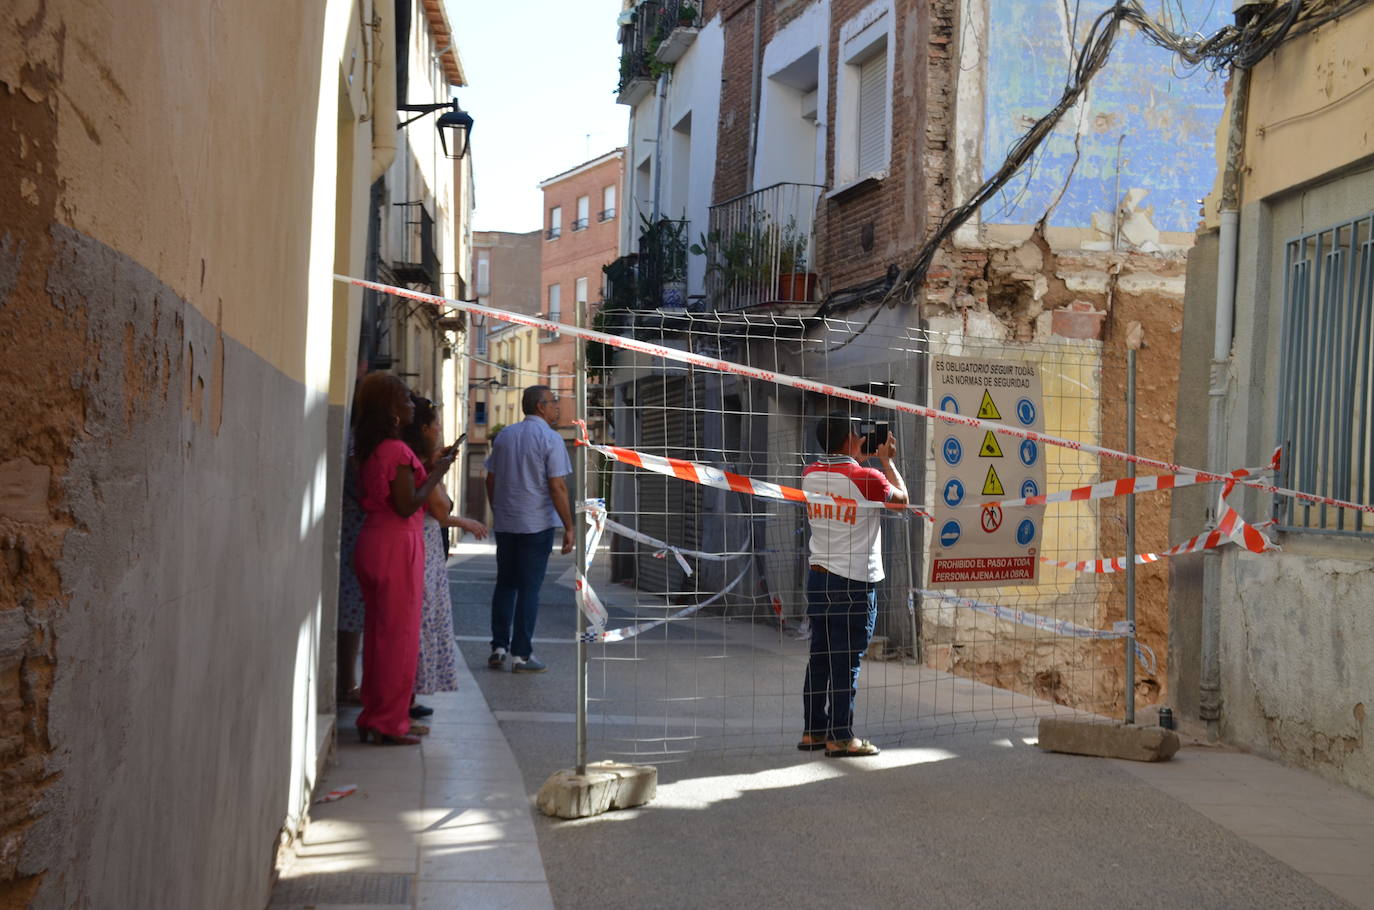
[536,761,658,819]
[1037,718,1181,763]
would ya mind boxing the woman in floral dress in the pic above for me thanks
[403,395,488,695]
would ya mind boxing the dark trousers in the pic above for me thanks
[803,568,877,742]
[490,528,555,659]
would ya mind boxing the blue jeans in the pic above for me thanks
[803,569,877,742]
[490,529,556,659]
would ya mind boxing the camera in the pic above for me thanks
[859,421,889,455]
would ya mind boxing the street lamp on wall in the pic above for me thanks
[398,98,473,160]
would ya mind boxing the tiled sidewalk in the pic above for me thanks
[270,656,554,910]
[1112,748,1374,909]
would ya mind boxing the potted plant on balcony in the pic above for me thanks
[677,2,699,26]
[774,217,816,303]
[640,215,690,309]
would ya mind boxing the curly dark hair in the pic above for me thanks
[402,393,439,460]
[353,373,411,466]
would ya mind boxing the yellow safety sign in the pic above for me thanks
[979,431,1003,458]
[978,390,1001,420]
[982,464,1005,496]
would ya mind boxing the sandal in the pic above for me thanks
[796,735,827,752]
[825,739,881,758]
[408,723,430,736]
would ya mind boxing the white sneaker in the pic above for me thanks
[487,647,507,669]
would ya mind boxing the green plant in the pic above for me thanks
[677,2,699,25]
[777,216,809,274]
[641,214,688,283]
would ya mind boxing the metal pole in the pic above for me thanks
[1124,348,1137,725]
[575,297,589,774]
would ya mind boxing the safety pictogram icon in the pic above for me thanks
[1019,439,1039,466]
[1020,478,1039,499]
[981,504,1004,533]
[940,395,959,414]
[978,390,1001,420]
[1016,397,1037,426]
[979,431,1003,458]
[943,437,964,466]
[943,478,966,507]
[939,520,962,548]
[982,464,1005,496]
[1016,519,1037,546]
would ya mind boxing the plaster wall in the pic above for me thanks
[1208,155,1374,794]
[0,0,376,904]
[963,0,1225,237]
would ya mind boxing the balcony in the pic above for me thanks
[615,3,657,106]
[638,217,691,311]
[599,207,616,222]
[391,205,441,290]
[652,0,701,64]
[546,226,561,241]
[538,312,561,343]
[571,217,589,232]
[616,1,700,105]
[700,182,825,312]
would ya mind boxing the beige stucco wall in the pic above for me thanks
[1202,2,1374,227]
[1180,7,1374,795]
[0,0,381,904]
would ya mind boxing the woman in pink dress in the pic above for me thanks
[352,373,456,745]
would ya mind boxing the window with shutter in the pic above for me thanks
[857,51,887,176]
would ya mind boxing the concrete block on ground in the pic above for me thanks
[537,762,657,819]
[1037,718,1180,763]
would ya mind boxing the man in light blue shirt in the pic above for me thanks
[484,385,574,673]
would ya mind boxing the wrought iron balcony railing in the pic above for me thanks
[571,217,589,232]
[701,182,825,312]
[391,205,441,291]
[546,226,561,241]
[638,217,691,310]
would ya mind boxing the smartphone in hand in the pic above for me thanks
[444,434,467,458]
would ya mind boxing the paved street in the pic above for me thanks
[271,542,1374,909]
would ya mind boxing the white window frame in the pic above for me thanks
[548,283,562,322]
[476,252,490,296]
[831,0,894,194]
[549,205,562,239]
[601,185,616,221]
[575,276,588,308]
[575,195,590,231]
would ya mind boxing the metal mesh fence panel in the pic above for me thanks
[580,309,1136,761]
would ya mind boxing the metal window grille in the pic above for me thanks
[1275,211,1374,535]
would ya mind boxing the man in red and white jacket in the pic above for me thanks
[798,412,908,757]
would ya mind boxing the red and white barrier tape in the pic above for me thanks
[574,421,933,520]
[973,449,1279,512]
[1042,481,1278,573]
[916,589,1157,674]
[334,275,1373,516]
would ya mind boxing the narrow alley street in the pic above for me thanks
[269,544,1374,910]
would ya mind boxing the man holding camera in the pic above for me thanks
[798,412,908,757]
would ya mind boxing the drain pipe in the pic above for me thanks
[650,72,669,224]
[745,0,763,191]
[370,7,398,181]
[1200,65,1250,740]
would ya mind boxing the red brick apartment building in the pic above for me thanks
[536,149,625,436]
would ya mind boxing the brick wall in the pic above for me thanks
[538,152,625,429]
